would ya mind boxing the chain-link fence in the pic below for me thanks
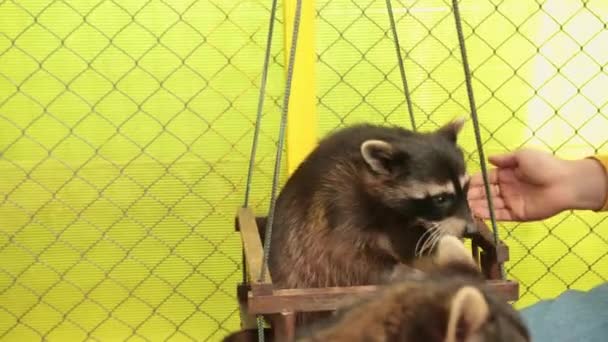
[2,0,608,341]
[0,0,287,340]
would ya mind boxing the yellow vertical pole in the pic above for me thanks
[284,0,317,175]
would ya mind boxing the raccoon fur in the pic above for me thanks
[268,119,475,293]
[294,235,530,342]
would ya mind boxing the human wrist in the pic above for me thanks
[565,157,608,211]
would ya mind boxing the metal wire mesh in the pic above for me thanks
[1,0,608,341]
[0,0,287,340]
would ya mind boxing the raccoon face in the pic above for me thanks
[360,118,476,239]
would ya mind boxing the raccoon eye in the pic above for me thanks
[431,194,451,206]
[433,195,446,203]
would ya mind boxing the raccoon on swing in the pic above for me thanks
[267,118,477,298]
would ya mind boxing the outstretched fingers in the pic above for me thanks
[470,197,514,217]
[469,196,507,210]
[467,183,502,201]
[471,207,515,221]
[467,168,518,199]
[487,152,519,168]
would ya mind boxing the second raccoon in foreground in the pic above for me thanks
[295,235,530,342]
[269,119,477,294]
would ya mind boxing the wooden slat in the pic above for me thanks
[485,280,519,301]
[270,312,296,342]
[248,285,378,314]
[246,281,519,314]
[238,207,273,295]
[237,284,258,329]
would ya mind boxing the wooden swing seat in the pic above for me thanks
[233,207,519,341]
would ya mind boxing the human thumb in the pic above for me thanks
[487,152,519,168]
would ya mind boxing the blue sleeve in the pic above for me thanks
[519,282,608,341]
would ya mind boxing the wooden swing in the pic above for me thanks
[232,0,519,341]
[234,211,518,341]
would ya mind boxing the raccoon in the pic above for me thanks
[294,235,530,342]
[267,118,476,299]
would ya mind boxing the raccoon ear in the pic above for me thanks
[361,140,405,175]
[438,117,466,143]
[445,286,490,342]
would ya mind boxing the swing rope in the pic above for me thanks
[242,0,280,297]
[243,0,303,340]
[241,0,299,339]
[260,0,303,284]
[243,0,280,209]
[450,0,504,278]
[385,0,417,131]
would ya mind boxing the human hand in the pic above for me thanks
[467,148,608,221]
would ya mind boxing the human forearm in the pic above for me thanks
[564,156,608,211]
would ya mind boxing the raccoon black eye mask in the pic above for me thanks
[403,177,471,221]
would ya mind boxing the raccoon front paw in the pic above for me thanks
[435,235,476,268]
[386,263,425,283]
